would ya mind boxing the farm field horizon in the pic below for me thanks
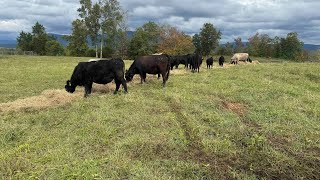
[0,55,319,179]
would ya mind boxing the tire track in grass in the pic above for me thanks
[167,96,234,179]
[221,99,320,179]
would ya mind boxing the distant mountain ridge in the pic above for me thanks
[1,32,319,51]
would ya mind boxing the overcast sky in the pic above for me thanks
[0,0,319,44]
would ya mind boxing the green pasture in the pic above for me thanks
[0,55,319,179]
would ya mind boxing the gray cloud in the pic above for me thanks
[0,0,319,44]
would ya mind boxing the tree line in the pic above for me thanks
[16,0,309,61]
[16,22,64,56]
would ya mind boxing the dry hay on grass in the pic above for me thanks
[221,101,247,117]
[0,89,82,114]
[91,83,115,94]
[220,63,235,68]
[127,74,165,85]
[0,82,128,114]
[251,60,260,64]
[170,68,188,75]
[221,60,260,68]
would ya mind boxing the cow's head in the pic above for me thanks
[125,70,134,82]
[65,80,75,93]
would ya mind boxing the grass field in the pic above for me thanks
[0,55,319,179]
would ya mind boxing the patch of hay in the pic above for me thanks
[170,69,188,75]
[0,89,82,114]
[126,74,164,85]
[92,83,115,94]
[221,101,247,116]
[252,60,260,64]
[222,64,235,68]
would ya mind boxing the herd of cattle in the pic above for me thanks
[65,53,252,97]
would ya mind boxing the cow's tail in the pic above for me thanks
[165,55,171,80]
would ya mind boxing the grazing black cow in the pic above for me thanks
[189,53,203,72]
[172,55,190,69]
[206,57,213,69]
[219,56,225,66]
[169,56,179,70]
[65,58,127,97]
[125,54,171,86]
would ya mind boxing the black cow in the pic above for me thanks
[189,53,203,72]
[125,55,171,86]
[172,55,190,69]
[219,56,225,66]
[169,56,179,70]
[65,59,127,97]
[206,57,213,69]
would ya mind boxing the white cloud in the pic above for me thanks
[0,0,319,44]
[0,19,31,32]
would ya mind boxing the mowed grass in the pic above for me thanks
[0,55,319,179]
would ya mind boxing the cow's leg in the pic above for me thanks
[142,73,147,82]
[122,79,128,93]
[114,79,127,94]
[157,74,161,79]
[161,71,167,87]
[139,73,144,84]
[84,82,93,97]
[114,80,121,94]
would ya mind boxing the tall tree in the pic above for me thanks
[259,34,272,57]
[199,23,221,57]
[142,21,161,52]
[31,22,48,55]
[65,19,89,57]
[78,0,101,57]
[157,25,194,55]
[192,33,201,54]
[45,40,65,56]
[234,37,244,53]
[271,36,282,58]
[128,27,149,58]
[247,33,260,56]
[281,32,303,60]
[16,31,33,51]
[116,12,129,58]
[128,21,161,58]
[100,0,124,57]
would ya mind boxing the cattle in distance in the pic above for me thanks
[206,57,214,69]
[230,53,251,64]
[219,56,225,67]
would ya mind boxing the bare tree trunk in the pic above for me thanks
[95,44,98,58]
[100,30,103,58]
